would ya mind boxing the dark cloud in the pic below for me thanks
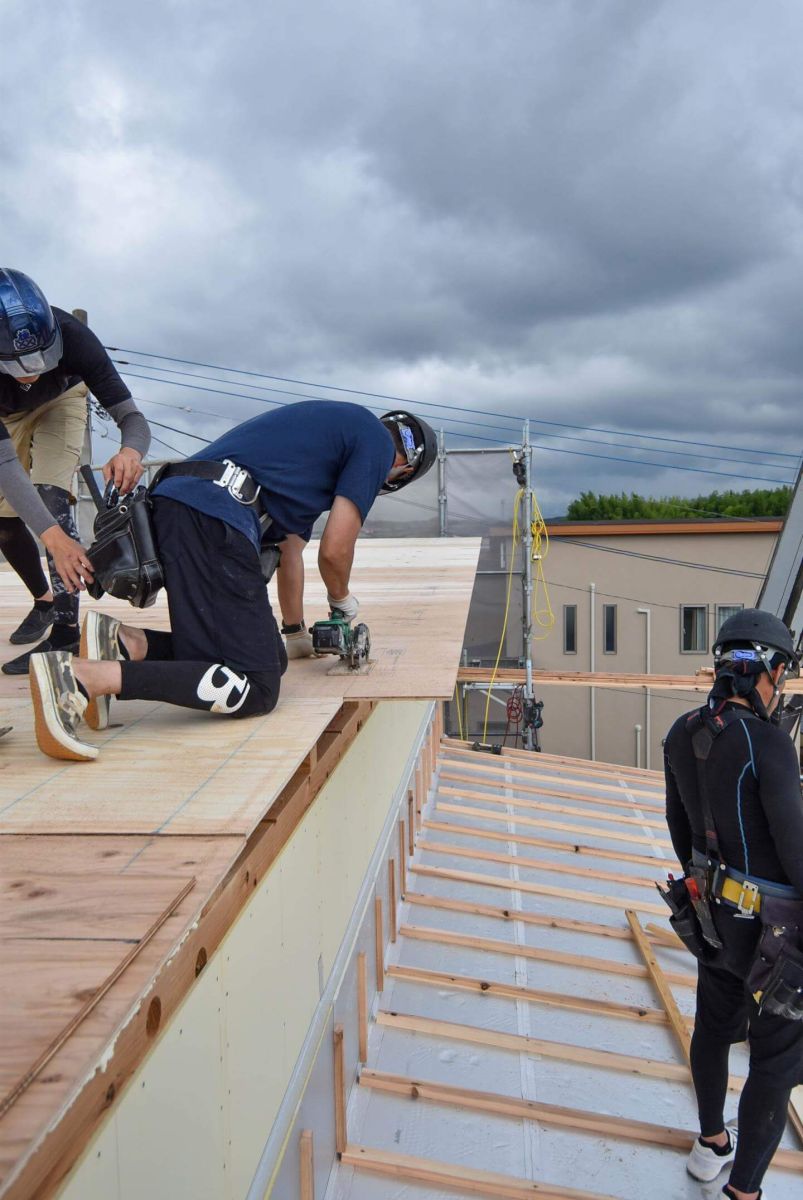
[1,0,801,513]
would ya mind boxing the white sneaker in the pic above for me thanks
[29,652,98,762]
[687,1124,738,1181]
[79,611,123,730]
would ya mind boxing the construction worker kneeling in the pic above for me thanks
[27,400,437,762]
[661,609,803,1200]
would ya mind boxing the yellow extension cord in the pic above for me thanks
[481,485,555,741]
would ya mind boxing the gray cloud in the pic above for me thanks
[1,0,801,514]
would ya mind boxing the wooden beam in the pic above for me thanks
[425,814,676,870]
[644,922,685,949]
[417,837,658,891]
[299,1129,314,1200]
[333,1024,346,1157]
[442,738,662,781]
[626,910,691,1066]
[374,895,384,993]
[357,1072,803,1174]
[411,863,668,916]
[439,755,663,803]
[439,779,668,831]
[398,819,407,898]
[387,858,397,944]
[376,1011,744,1090]
[436,792,672,848]
[357,953,368,1065]
[407,791,415,853]
[405,889,660,943]
[455,666,746,692]
[387,963,682,1026]
[399,923,696,988]
[342,1144,616,1200]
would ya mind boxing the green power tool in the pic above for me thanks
[311,609,371,671]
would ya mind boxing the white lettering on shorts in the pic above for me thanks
[196,664,251,713]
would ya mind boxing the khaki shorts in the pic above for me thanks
[0,384,88,518]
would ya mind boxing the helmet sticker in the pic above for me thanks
[731,649,759,661]
[13,327,38,352]
[399,423,418,460]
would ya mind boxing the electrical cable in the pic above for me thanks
[454,683,464,741]
[482,490,521,741]
[107,344,801,462]
[118,366,793,483]
[549,537,767,578]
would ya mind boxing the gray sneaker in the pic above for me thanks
[29,652,98,762]
[79,611,123,730]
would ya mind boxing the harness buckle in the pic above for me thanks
[736,879,760,918]
[213,459,261,506]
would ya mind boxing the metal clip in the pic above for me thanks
[213,459,261,506]
[736,879,760,918]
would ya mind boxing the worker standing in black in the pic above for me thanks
[663,609,803,1200]
[27,401,437,761]
[0,269,151,674]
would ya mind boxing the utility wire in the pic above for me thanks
[549,537,767,578]
[119,367,793,484]
[107,345,802,462]
[116,361,797,474]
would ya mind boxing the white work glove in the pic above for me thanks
[284,629,315,659]
[326,592,360,622]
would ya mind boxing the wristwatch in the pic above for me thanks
[281,621,306,635]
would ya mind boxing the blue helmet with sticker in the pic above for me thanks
[0,269,63,379]
[710,607,799,720]
[379,410,438,494]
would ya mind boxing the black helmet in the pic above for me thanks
[710,606,800,722]
[379,410,438,494]
[0,269,62,379]
[713,608,797,666]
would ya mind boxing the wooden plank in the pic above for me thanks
[376,1011,744,1090]
[299,1129,314,1200]
[0,874,195,1117]
[441,739,663,782]
[357,1072,803,1174]
[342,1144,617,1200]
[398,820,407,898]
[357,953,368,1065]
[439,780,669,831]
[436,792,672,849]
[0,697,342,836]
[425,814,676,870]
[455,665,791,693]
[374,896,384,993]
[399,924,697,988]
[418,837,658,891]
[333,1024,346,1156]
[438,754,663,803]
[405,890,658,943]
[407,792,415,854]
[387,859,397,944]
[411,864,668,916]
[387,963,680,1026]
[626,910,692,1066]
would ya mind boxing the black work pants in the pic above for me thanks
[118,499,286,717]
[691,907,803,1193]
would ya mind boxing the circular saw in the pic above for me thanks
[311,610,371,672]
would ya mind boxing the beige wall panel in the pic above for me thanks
[56,1111,119,1200]
[115,965,227,1200]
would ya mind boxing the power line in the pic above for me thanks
[107,345,802,462]
[117,361,798,474]
[550,536,767,578]
[119,367,792,484]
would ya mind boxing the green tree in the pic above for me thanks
[564,486,792,521]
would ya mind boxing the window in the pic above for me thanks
[603,604,617,654]
[681,605,707,653]
[563,605,577,654]
[716,604,743,630]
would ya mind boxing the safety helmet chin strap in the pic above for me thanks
[709,646,787,724]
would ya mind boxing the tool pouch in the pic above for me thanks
[656,876,723,965]
[85,484,164,609]
[747,896,803,1021]
[259,542,281,584]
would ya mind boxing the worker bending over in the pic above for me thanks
[29,400,436,760]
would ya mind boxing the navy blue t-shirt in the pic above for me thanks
[153,400,395,549]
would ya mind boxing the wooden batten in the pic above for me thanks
[333,1025,346,1157]
[299,1129,314,1200]
[357,954,368,1065]
[387,859,397,944]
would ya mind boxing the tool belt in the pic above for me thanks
[83,459,281,608]
[747,894,803,1021]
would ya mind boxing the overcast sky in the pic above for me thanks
[2,0,802,514]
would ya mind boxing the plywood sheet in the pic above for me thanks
[0,537,480,704]
[0,696,340,835]
[0,873,193,1119]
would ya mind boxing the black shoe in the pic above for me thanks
[9,603,55,646]
[2,638,80,677]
